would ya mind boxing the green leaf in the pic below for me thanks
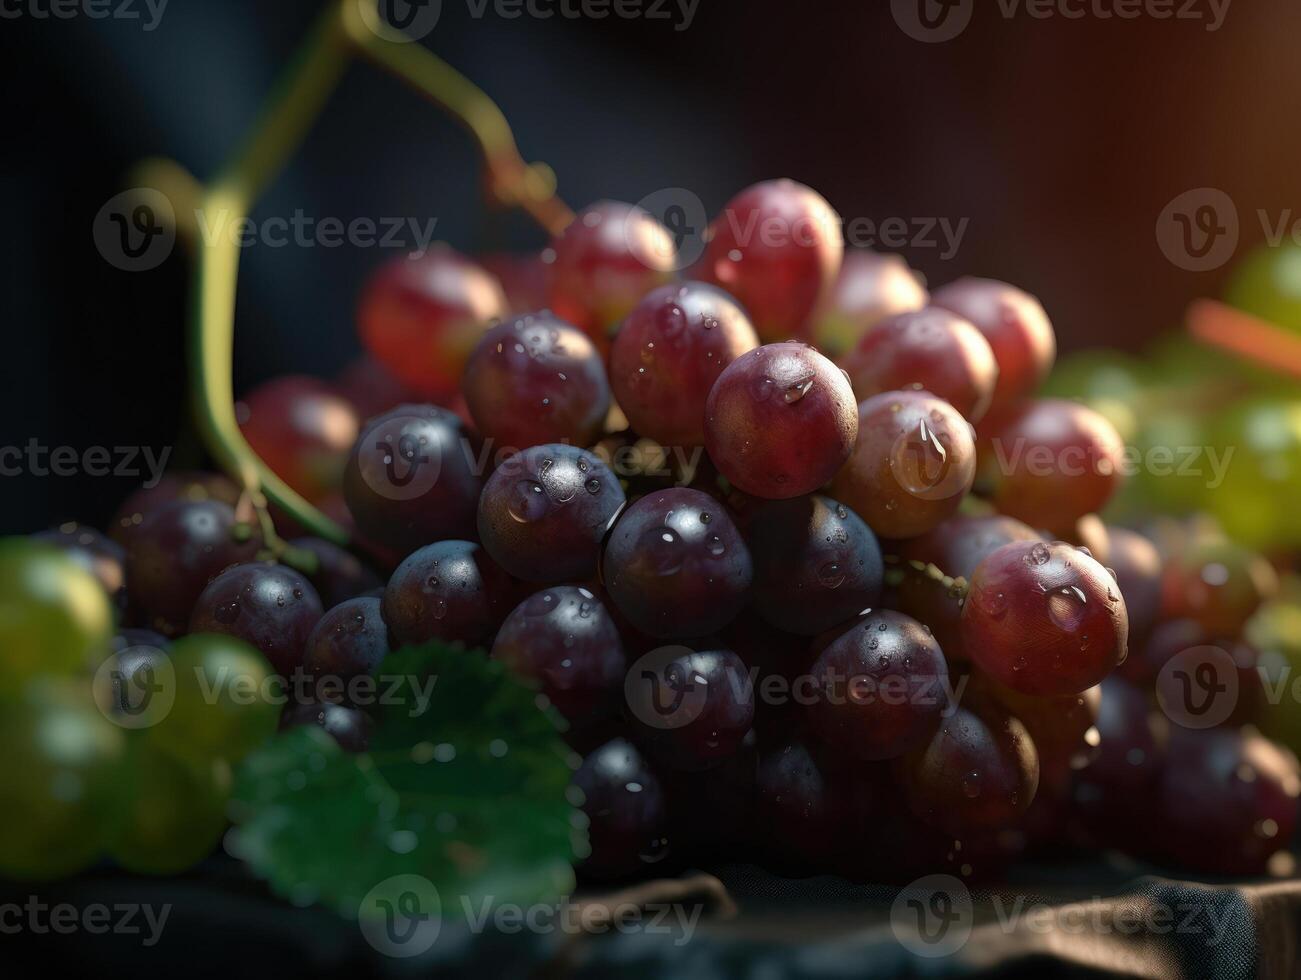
[227,642,583,920]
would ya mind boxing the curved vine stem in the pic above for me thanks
[182,0,573,555]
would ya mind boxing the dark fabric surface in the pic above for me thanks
[3,856,1298,978]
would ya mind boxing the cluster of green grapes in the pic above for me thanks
[0,538,278,881]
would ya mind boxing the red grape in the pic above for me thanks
[236,376,359,504]
[627,646,754,772]
[546,201,676,348]
[610,282,759,448]
[124,499,261,637]
[1156,726,1299,875]
[342,404,482,554]
[839,307,998,422]
[462,312,611,450]
[111,471,241,546]
[189,562,324,677]
[962,540,1129,697]
[746,495,883,636]
[829,390,976,539]
[357,245,508,402]
[980,678,1101,800]
[896,698,1039,836]
[981,398,1126,535]
[807,609,949,761]
[1103,526,1162,643]
[602,488,752,638]
[478,251,549,314]
[335,355,420,423]
[302,596,390,687]
[1160,537,1278,637]
[281,701,372,753]
[704,342,857,499]
[287,536,382,608]
[477,444,625,583]
[930,277,1056,410]
[572,738,671,879]
[695,179,842,342]
[811,250,928,356]
[491,586,626,728]
[896,515,1042,659]
[382,540,512,648]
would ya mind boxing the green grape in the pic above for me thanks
[109,739,231,875]
[1225,243,1301,333]
[147,633,281,765]
[0,679,127,880]
[0,538,114,690]
[1132,408,1217,514]
[1206,396,1301,550]
[1041,349,1147,443]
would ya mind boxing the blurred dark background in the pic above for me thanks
[1,0,1296,531]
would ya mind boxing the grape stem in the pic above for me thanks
[180,0,572,556]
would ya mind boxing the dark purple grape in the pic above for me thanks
[302,597,391,693]
[289,537,382,608]
[280,700,373,753]
[1103,526,1162,644]
[382,540,511,648]
[124,499,262,637]
[462,312,611,449]
[31,523,126,610]
[755,739,849,869]
[1160,537,1278,638]
[342,404,482,554]
[111,471,241,546]
[662,728,758,858]
[478,444,625,584]
[807,609,949,761]
[1155,726,1299,875]
[572,738,671,879]
[189,562,324,676]
[978,678,1101,801]
[603,488,751,638]
[962,540,1129,697]
[626,646,754,771]
[704,341,858,499]
[746,495,882,636]
[896,699,1040,837]
[1071,676,1166,848]
[490,586,625,728]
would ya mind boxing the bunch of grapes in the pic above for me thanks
[10,179,1298,888]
